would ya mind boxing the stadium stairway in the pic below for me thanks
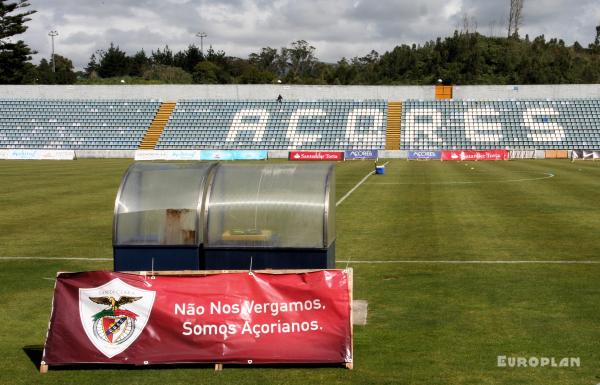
[385,101,402,150]
[139,101,177,149]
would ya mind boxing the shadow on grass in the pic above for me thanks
[23,345,43,369]
[22,346,346,372]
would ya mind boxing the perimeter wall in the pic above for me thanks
[2,84,600,100]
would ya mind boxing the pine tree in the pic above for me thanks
[85,53,100,77]
[0,0,36,83]
[97,43,130,78]
[130,49,149,76]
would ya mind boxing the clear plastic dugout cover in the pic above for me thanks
[114,162,215,246]
[205,163,335,249]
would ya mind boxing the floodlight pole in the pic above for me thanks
[196,32,207,56]
[48,30,59,73]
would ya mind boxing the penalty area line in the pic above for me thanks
[337,260,600,264]
[336,161,389,207]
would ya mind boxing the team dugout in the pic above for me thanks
[113,162,335,271]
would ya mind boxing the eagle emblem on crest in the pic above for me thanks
[79,279,155,358]
[89,296,142,345]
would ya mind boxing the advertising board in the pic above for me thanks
[288,151,345,161]
[134,150,268,161]
[407,150,442,160]
[0,149,75,160]
[344,150,378,160]
[441,150,509,161]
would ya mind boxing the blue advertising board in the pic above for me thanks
[407,150,441,160]
[344,149,378,160]
[199,150,268,161]
[232,150,269,160]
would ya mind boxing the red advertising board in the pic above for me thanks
[289,151,345,161]
[441,150,509,161]
[42,270,352,367]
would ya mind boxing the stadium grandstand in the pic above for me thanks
[0,99,160,150]
[0,85,599,155]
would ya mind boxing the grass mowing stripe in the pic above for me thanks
[336,160,447,262]
[472,161,600,260]
[352,263,600,385]
[337,260,600,264]
[335,160,600,262]
[0,159,129,259]
[450,161,596,260]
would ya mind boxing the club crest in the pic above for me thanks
[79,278,155,358]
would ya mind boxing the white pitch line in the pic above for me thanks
[0,257,112,261]
[336,161,389,207]
[1,256,595,265]
[363,173,555,185]
[337,260,600,264]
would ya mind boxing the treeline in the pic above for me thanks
[35,31,600,85]
[78,40,325,84]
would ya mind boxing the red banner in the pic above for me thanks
[441,150,509,161]
[288,151,345,161]
[42,270,352,366]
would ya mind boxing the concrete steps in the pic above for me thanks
[385,101,402,150]
[139,101,176,150]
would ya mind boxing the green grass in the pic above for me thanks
[1,159,599,385]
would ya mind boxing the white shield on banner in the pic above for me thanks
[79,278,155,358]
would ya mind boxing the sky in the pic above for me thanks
[16,0,600,70]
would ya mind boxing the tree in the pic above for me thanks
[204,45,227,65]
[249,47,279,73]
[329,58,356,84]
[0,0,36,83]
[173,44,203,73]
[130,49,150,76]
[85,52,100,78]
[151,45,174,66]
[143,64,192,83]
[36,54,76,84]
[590,25,600,52]
[224,57,275,84]
[508,0,524,37]
[97,43,130,78]
[238,66,275,84]
[192,61,220,83]
[286,40,318,81]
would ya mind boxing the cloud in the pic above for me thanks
[17,0,600,70]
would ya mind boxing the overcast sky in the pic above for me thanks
[18,0,600,70]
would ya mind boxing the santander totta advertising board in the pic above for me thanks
[288,151,345,161]
[441,150,509,161]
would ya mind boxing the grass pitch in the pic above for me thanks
[0,159,599,385]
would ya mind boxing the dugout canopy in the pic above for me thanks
[113,162,215,246]
[205,163,335,249]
